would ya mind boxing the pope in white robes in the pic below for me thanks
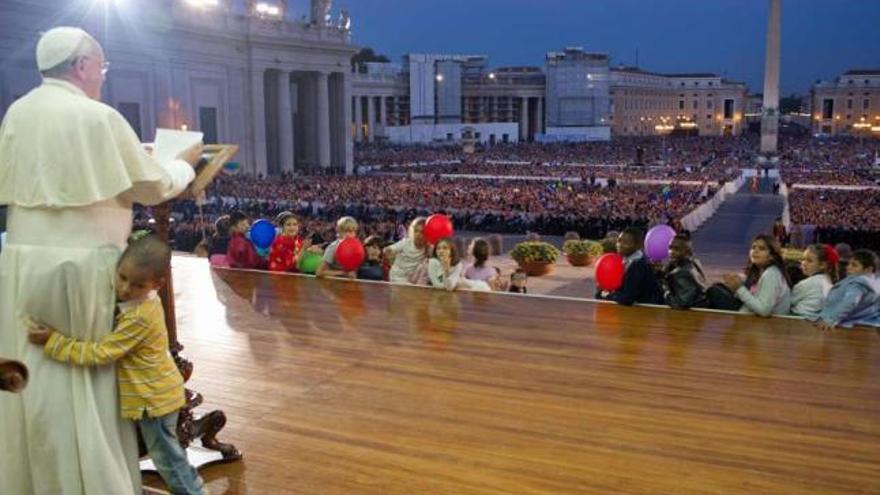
[0,27,200,494]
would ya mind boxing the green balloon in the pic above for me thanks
[298,252,323,274]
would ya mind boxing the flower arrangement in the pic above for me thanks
[561,239,603,267]
[562,240,603,258]
[510,241,560,264]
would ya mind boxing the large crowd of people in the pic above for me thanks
[778,136,879,186]
[788,188,880,251]
[356,136,757,168]
[144,174,710,253]
[144,134,880,258]
[356,135,880,186]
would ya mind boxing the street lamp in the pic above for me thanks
[853,116,871,144]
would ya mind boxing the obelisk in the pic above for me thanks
[760,0,781,155]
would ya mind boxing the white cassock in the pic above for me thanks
[0,78,195,494]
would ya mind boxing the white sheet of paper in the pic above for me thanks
[153,128,204,163]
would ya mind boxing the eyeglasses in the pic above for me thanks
[76,56,110,76]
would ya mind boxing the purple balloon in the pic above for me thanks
[644,224,676,261]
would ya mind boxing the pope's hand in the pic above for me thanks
[177,142,204,167]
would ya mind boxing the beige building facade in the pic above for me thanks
[352,56,749,144]
[811,70,880,137]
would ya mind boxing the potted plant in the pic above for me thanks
[562,239,603,267]
[509,241,560,276]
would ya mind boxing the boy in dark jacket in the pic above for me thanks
[662,235,708,309]
[597,227,663,305]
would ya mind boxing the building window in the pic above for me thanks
[198,107,218,144]
[864,99,870,109]
[847,99,853,109]
[724,99,734,119]
[706,114,712,120]
[708,81,713,86]
[693,100,698,109]
[446,133,454,141]
[707,101,713,109]
[846,114,852,120]
[118,102,142,140]
[679,100,684,110]
[822,99,834,119]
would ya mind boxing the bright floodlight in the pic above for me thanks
[488,72,496,79]
[184,0,219,8]
[255,2,282,17]
[435,74,444,82]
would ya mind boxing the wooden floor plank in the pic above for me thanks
[149,257,880,495]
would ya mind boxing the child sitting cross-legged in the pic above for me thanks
[26,234,205,495]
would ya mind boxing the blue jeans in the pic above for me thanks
[139,411,205,495]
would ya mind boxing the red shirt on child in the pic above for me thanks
[227,232,265,269]
[268,235,304,272]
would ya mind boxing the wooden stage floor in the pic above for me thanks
[155,257,880,494]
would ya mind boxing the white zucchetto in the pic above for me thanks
[35,27,91,71]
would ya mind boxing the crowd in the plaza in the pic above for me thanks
[147,174,709,253]
[778,137,880,186]
[788,188,880,251]
[356,135,880,187]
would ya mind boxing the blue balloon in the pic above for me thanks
[250,219,276,249]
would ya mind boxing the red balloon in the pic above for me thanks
[334,237,365,271]
[595,253,625,292]
[424,214,454,245]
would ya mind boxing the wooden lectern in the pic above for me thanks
[142,144,242,472]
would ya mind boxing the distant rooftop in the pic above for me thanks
[612,66,719,79]
[842,69,880,76]
[663,73,719,78]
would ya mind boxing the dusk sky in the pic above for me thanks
[290,0,880,95]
